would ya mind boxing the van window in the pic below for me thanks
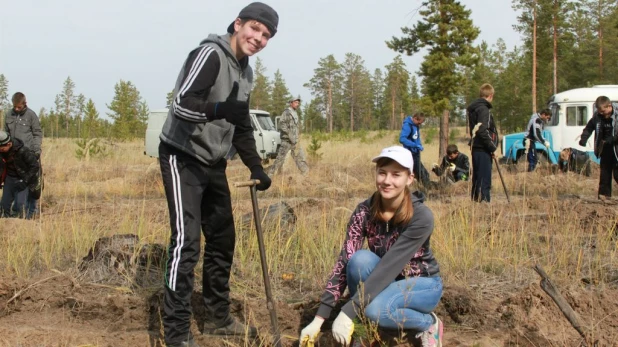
[254,114,276,131]
[549,104,559,126]
[566,106,587,126]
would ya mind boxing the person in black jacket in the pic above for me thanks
[578,96,618,199]
[468,83,498,202]
[158,3,277,347]
[431,144,470,183]
[0,131,40,218]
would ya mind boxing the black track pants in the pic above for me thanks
[159,142,235,345]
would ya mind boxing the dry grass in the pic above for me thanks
[0,131,616,346]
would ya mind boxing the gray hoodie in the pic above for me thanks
[316,191,440,320]
[160,34,256,166]
[5,107,43,156]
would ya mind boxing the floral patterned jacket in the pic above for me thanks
[316,191,440,319]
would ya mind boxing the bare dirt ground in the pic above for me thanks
[1,160,618,346]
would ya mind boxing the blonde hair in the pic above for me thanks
[370,157,414,225]
[479,83,494,98]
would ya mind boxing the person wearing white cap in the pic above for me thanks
[299,145,443,347]
[267,97,309,175]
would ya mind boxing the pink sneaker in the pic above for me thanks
[415,313,443,347]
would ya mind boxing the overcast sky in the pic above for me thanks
[1,0,523,118]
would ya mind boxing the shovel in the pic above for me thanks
[234,179,282,347]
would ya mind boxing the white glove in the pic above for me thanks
[448,163,456,172]
[332,312,354,346]
[432,163,439,169]
[544,141,550,148]
[299,316,324,346]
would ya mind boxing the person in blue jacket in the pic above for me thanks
[400,113,429,185]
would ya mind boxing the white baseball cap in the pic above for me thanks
[371,146,414,169]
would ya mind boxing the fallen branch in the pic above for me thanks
[533,264,597,346]
[5,274,62,306]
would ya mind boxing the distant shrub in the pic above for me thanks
[424,127,438,144]
[75,138,109,161]
[307,136,323,161]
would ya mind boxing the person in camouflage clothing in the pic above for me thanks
[268,97,309,175]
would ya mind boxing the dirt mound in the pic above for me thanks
[1,270,618,346]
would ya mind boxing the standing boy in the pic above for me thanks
[578,96,618,199]
[468,84,498,203]
[158,3,277,346]
[400,113,429,185]
[524,109,551,172]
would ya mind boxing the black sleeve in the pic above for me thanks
[21,149,40,185]
[458,154,470,176]
[580,116,596,143]
[340,205,434,319]
[232,95,262,170]
[171,46,221,122]
[475,108,497,152]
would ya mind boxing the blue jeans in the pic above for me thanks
[527,149,538,172]
[347,250,443,331]
[1,176,29,218]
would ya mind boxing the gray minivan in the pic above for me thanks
[144,108,281,162]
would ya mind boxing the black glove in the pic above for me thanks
[14,180,27,192]
[215,82,249,125]
[250,166,271,191]
[578,139,586,147]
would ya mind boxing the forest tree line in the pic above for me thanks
[0,0,616,148]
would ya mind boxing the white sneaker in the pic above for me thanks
[415,312,443,347]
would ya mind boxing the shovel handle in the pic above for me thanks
[234,179,261,188]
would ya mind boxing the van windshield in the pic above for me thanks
[548,103,559,126]
[254,114,275,131]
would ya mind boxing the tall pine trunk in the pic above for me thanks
[350,79,354,132]
[553,0,558,95]
[328,81,333,133]
[532,0,538,112]
[390,90,396,130]
[598,0,604,80]
[439,109,449,159]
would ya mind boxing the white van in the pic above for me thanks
[144,108,281,162]
[502,85,618,164]
[546,85,618,156]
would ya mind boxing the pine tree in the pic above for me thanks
[75,93,86,138]
[409,75,421,116]
[341,53,372,131]
[303,98,327,133]
[383,56,410,130]
[107,80,148,140]
[370,69,385,129]
[250,57,272,111]
[305,55,342,133]
[270,70,291,118]
[55,76,77,137]
[387,0,480,157]
[82,99,101,139]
